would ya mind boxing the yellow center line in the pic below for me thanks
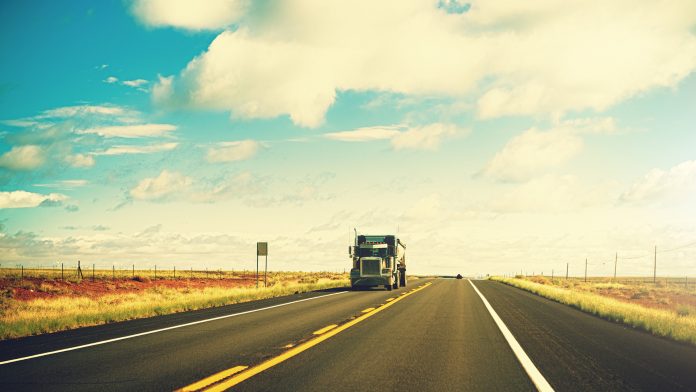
[312,324,338,335]
[361,307,375,313]
[385,297,395,302]
[198,282,432,391]
[176,365,248,392]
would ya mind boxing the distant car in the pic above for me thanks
[456,274,463,279]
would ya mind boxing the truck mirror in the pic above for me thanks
[348,246,353,257]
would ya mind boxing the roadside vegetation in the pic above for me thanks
[0,270,348,340]
[490,276,696,346]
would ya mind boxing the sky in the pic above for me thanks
[1,0,696,277]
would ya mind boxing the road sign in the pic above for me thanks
[257,242,268,256]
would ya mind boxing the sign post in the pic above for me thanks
[257,242,268,288]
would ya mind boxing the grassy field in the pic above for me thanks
[490,276,696,346]
[0,270,349,340]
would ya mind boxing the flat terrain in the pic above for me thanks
[1,279,695,391]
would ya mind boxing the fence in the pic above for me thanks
[0,263,347,287]
[0,262,254,282]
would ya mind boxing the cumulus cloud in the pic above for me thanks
[65,153,95,167]
[104,76,119,84]
[122,79,148,87]
[149,1,696,126]
[0,190,67,209]
[95,142,178,155]
[325,123,462,150]
[206,140,260,162]
[481,128,583,182]
[77,123,176,138]
[0,145,45,170]
[131,0,246,30]
[129,170,192,201]
[621,160,696,204]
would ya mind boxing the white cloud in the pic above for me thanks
[95,142,179,156]
[130,170,192,201]
[77,123,176,138]
[206,140,260,162]
[621,160,696,204]
[37,104,131,119]
[488,175,612,213]
[391,123,462,151]
[0,145,45,170]
[402,193,442,220]
[65,153,95,168]
[324,125,401,142]
[0,191,67,209]
[151,1,696,126]
[481,128,583,182]
[34,180,88,189]
[325,123,461,150]
[122,79,148,87]
[104,76,119,84]
[131,0,246,30]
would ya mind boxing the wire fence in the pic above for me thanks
[0,262,263,283]
[0,262,347,285]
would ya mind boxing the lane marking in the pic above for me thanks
[468,280,554,392]
[177,365,248,392]
[361,307,375,313]
[191,283,433,391]
[0,291,348,366]
[385,297,395,302]
[312,324,338,335]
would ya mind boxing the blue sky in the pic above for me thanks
[1,0,696,276]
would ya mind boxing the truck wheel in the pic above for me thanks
[399,271,407,287]
[393,273,399,289]
[385,284,393,291]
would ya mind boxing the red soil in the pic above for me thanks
[0,276,258,302]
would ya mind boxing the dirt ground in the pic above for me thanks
[526,276,696,313]
[0,276,258,302]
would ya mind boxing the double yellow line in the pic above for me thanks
[177,282,432,391]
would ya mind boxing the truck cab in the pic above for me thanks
[349,234,406,291]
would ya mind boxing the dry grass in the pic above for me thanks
[0,272,349,340]
[490,276,696,346]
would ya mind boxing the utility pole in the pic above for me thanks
[584,258,587,283]
[551,269,554,280]
[566,262,569,280]
[653,245,657,284]
[614,252,617,280]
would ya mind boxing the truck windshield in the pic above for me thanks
[358,248,388,257]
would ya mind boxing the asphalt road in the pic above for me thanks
[1,279,695,391]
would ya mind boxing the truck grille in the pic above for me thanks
[361,259,381,276]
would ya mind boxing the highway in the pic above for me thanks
[1,279,695,391]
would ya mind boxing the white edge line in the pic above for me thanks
[468,280,554,392]
[0,290,348,366]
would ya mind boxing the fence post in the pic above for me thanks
[21,265,24,281]
[174,266,176,279]
[132,264,134,278]
[61,263,64,281]
[92,264,95,282]
[112,265,115,280]
[154,265,157,280]
[566,263,569,280]
[584,258,587,283]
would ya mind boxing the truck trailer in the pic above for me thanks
[349,232,406,291]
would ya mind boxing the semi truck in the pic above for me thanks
[349,232,406,291]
